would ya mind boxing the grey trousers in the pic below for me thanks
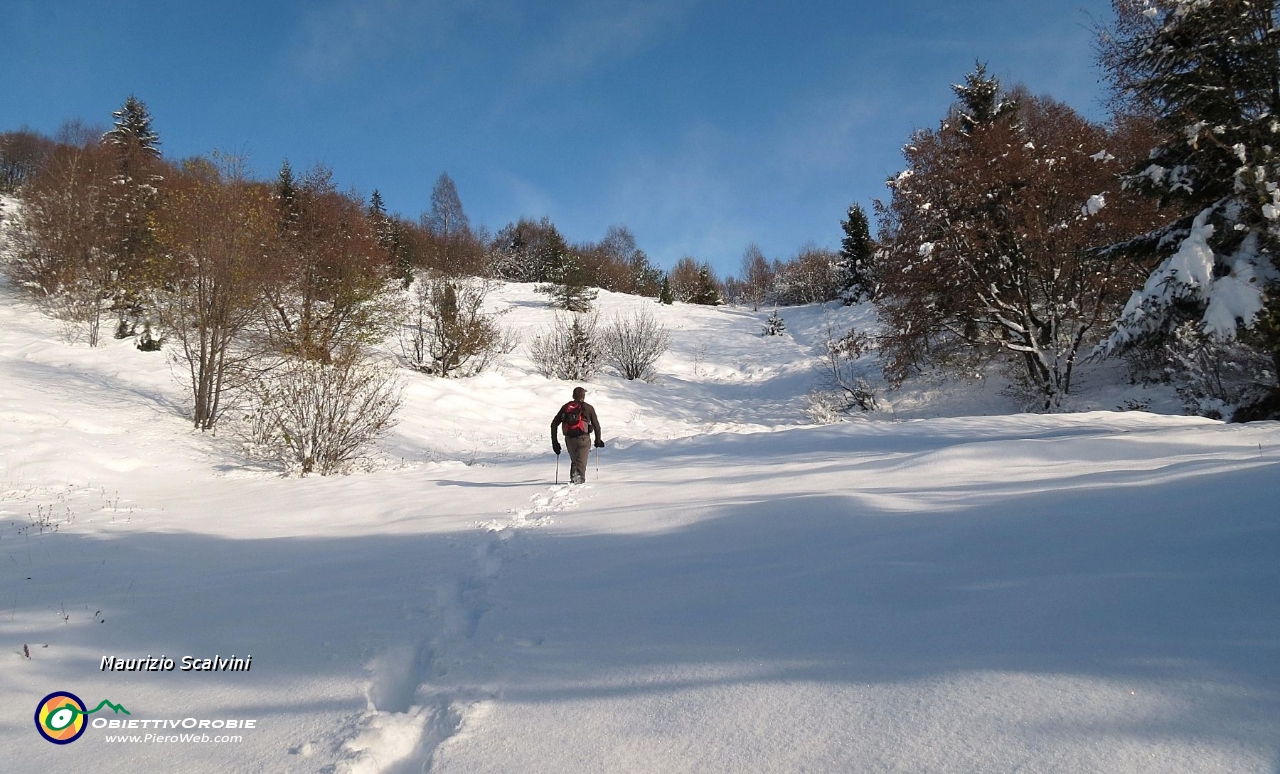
[566,435,592,483]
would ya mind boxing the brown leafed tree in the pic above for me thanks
[0,129,57,193]
[155,154,275,430]
[668,256,703,302]
[774,243,840,306]
[266,163,396,362]
[5,129,116,345]
[666,257,723,305]
[571,225,661,297]
[875,70,1163,406]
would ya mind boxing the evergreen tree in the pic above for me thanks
[102,95,164,340]
[368,190,412,287]
[565,315,600,381]
[368,189,387,222]
[659,275,675,305]
[951,61,1016,136]
[103,95,161,157]
[630,252,664,298]
[1098,0,1280,416]
[763,310,786,336]
[276,160,299,231]
[688,267,723,305]
[538,235,598,312]
[837,203,875,303]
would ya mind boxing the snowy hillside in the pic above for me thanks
[2,268,1278,773]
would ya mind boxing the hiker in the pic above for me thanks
[551,387,604,484]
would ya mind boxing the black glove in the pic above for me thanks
[594,439,605,448]
[552,441,562,455]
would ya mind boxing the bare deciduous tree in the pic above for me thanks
[602,309,669,381]
[774,244,840,306]
[0,129,56,193]
[739,243,774,310]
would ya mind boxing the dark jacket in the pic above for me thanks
[551,401,602,444]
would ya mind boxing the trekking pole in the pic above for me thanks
[595,444,600,480]
[555,452,560,485]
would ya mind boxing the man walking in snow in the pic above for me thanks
[551,387,604,484]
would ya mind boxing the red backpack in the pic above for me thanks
[561,401,589,437]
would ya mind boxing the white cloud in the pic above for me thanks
[286,0,481,84]
[518,0,697,87]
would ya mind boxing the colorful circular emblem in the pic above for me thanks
[35,691,87,744]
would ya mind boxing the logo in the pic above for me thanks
[34,691,129,744]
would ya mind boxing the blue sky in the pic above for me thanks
[2,0,1116,277]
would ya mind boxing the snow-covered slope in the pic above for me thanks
[1,271,1277,773]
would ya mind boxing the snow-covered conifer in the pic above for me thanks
[762,310,786,336]
[951,62,1016,136]
[689,266,723,306]
[836,203,875,303]
[1097,0,1280,416]
[103,95,161,156]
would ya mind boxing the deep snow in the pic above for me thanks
[0,242,1277,772]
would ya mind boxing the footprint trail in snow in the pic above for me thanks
[478,482,589,532]
[332,483,589,772]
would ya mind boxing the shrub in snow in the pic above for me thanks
[762,311,786,336]
[817,324,879,413]
[602,309,669,381]
[802,390,846,425]
[44,279,114,347]
[528,312,601,381]
[134,320,163,352]
[1163,321,1273,419]
[398,275,514,378]
[242,348,402,476]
